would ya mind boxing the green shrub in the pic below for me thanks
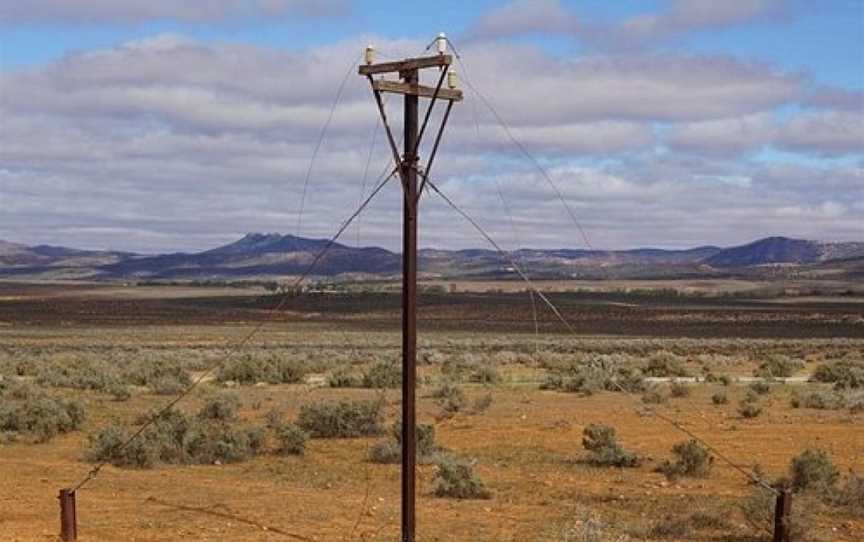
[150,375,187,395]
[369,421,438,464]
[275,423,308,456]
[754,355,803,378]
[641,388,667,405]
[361,361,401,389]
[811,361,864,390]
[741,487,812,541]
[124,358,191,390]
[717,374,732,386]
[738,401,762,419]
[790,390,845,410]
[87,409,264,468]
[185,424,264,464]
[433,456,491,499]
[790,449,839,492]
[0,382,85,443]
[369,440,401,464]
[540,364,645,395]
[36,358,123,392]
[670,381,690,398]
[581,423,640,468]
[327,369,360,388]
[108,382,131,401]
[658,440,713,480]
[711,391,728,405]
[391,421,438,457]
[296,399,383,438]
[643,353,690,377]
[431,382,466,414]
[216,354,307,385]
[826,472,864,515]
[748,381,771,395]
[198,392,240,421]
[469,366,501,385]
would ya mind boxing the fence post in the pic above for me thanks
[59,488,77,541]
[773,488,791,542]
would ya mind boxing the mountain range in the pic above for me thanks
[1,234,862,281]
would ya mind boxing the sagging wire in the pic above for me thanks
[421,173,779,495]
[70,164,399,494]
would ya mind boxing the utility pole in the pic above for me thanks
[360,34,462,542]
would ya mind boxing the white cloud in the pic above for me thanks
[0,34,861,253]
[467,0,579,41]
[466,0,785,48]
[0,0,348,24]
[666,110,864,156]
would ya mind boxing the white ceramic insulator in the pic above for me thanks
[437,32,447,55]
[447,68,458,90]
[365,44,375,65]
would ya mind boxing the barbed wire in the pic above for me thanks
[69,164,399,493]
[421,174,778,495]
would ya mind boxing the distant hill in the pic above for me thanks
[705,237,864,267]
[1,234,862,281]
[0,240,131,270]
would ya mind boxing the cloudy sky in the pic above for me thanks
[1,0,862,253]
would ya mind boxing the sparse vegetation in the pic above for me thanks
[790,448,839,493]
[432,456,491,500]
[669,381,690,398]
[738,400,763,419]
[275,423,308,456]
[790,390,846,410]
[0,381,85,443]
[87,409,264,468]
[658,440,713,480]
[369,421,438,464]
[753,355,804,378]
[361,361,401,389]
[741,487,813,541]
[643,353,690,378]
[812,360,864,390]
[296,399,383,438]
[749,381,772,395]
[431,381,466,414]
[216,353,307,385]
[581,423,640,468]
[2,283,863,539]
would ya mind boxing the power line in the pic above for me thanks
[296,53,362,236]
[70,165,398,493]
[422,175,777,495]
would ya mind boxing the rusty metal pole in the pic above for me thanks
[401,67,419,542]
[773,489,792,542]
[59,488,77,541]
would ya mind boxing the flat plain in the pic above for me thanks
[0,280,862,541]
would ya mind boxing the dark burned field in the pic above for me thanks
[1,281,862,541]
[2,282,862,338]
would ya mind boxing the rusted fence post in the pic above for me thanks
[773,488,791,542]
[59,488,77,541]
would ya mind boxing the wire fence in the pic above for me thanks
[53,35,803,541]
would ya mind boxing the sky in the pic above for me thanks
[0,0,862,254]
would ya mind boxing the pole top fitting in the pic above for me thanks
[436,33,447,55]
[365,44,375,65]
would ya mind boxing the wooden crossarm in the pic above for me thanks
[371,80,463,102]
[358,54,452,75]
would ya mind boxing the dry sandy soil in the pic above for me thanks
[1,284,862,541]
